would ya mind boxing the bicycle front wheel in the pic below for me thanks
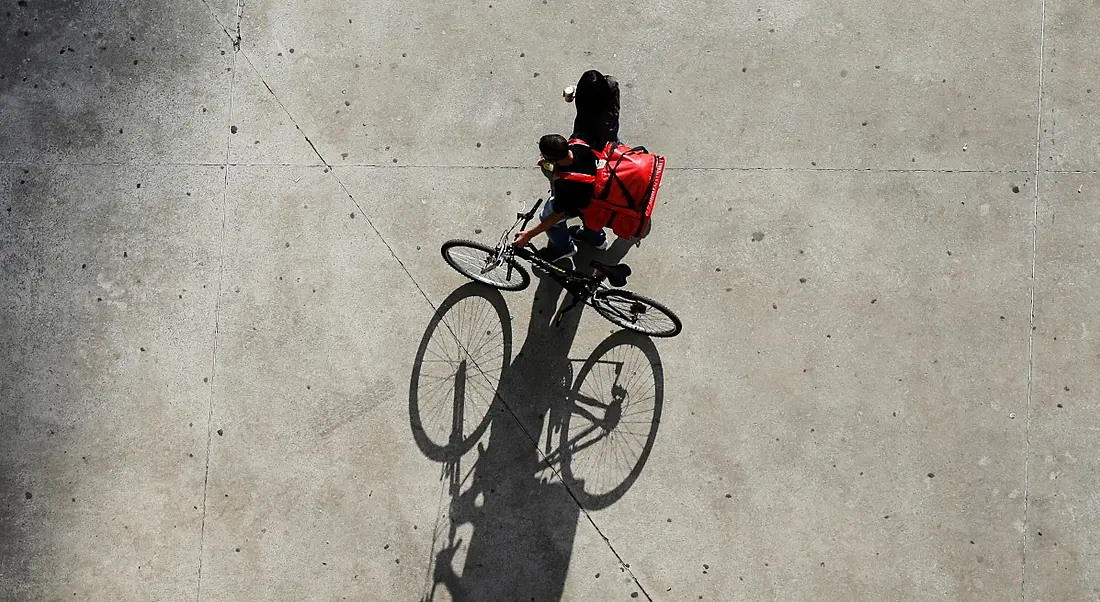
[590,290,682,337]
[441,239,530,291]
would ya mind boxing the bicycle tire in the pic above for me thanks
[441,239,530,291]
[590,290,682,337]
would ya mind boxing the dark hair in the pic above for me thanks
[576,70,611,112]
[539,134,569,160]
[578,70,604,90]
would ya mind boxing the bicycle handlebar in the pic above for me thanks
[517,198,544,230]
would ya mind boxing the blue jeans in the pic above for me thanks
[542,197,606,253]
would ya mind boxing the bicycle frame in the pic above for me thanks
[485,199,612,325]
[445,199,680,337]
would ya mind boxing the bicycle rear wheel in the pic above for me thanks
[590,290,682,337]
[441,239,530,291]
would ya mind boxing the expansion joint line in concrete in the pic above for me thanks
[237,49,655,601]
[194,50,238,602]
[236,50,431,308]
[1021,0,1047,598]
[1,159,1098,174]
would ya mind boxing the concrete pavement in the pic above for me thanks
[2,0,1098,600]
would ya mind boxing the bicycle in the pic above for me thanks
[440,199,683,337]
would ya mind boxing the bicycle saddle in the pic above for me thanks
[591,261,631,287]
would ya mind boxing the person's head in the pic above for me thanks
[578,70,606,91]
[576,70,610,109]
[539,134,571,163]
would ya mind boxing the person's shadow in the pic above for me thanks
[410,240,664,601]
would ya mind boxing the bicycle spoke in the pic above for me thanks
[605,299,661,329]
[593,292,679,336]
[572,392,609,410]
[442,241,530,291]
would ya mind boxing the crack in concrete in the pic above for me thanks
[195,0,238,47]
[1021,0,1047,598]
[232,0,243,50]
[194,49,238,602]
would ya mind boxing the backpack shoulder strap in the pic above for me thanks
[554,171,596,184]
[569,138,609,160]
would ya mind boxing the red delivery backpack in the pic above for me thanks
[556,139,666,239]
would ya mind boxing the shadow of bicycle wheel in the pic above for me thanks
[410,257,666,601]
[555,329,664,510]
[408,282,512,463]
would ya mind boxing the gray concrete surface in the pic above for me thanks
[1,0,1097,600]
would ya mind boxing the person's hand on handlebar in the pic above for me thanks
[513,229,536,248]
[513,211,566,248]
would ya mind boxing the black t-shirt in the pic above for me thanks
[552,144,597,217]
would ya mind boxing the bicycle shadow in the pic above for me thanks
[410,241,663,601]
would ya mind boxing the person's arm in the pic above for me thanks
[514,212,566,247]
